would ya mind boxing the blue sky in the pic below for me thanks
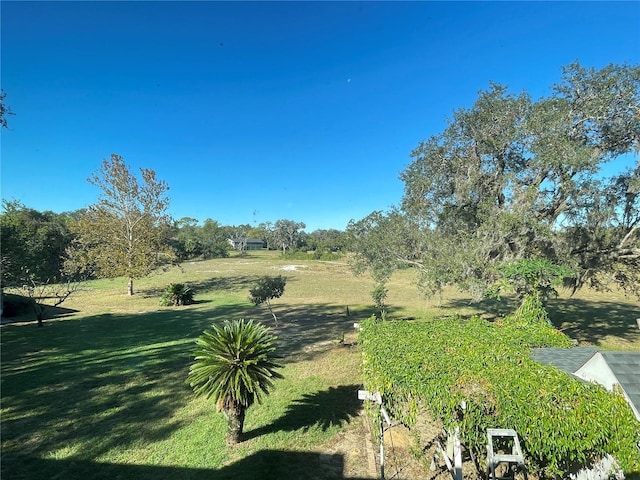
[2,1,639,231]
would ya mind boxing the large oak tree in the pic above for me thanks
[67,154,173,295]
[348,63,640,300]
[273,219,306,253]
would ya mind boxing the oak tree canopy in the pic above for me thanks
[348,62,640,300]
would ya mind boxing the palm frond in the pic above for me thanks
[187,319,283,410]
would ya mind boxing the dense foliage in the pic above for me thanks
[359,306,640,477]
[488,258,575,304]
[0,200,76,286]
[170,217,230,260]
[348,62,640,300]
[187,319,283,444]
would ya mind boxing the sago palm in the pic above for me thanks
[187,319,283,444]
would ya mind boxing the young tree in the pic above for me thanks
[14,276,82,327]
[349,62,640,300]
[249,275,286,326]
[187,319,283,444]
[371,282,388,320]
[67,154,173,295]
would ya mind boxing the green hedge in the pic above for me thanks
[359,303,640,477]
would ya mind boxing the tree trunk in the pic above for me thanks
[225,405,246,444]
[32,300,44,327]
[128,278,134,296]
[266,300,278,326]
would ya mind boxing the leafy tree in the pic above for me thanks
[226,224,252,255]
[348,208,425,283]
[66,154,173,295]
[171,217,203,260]
[0,201,83,326]
[187,319,283,444]
[349,62,640,300]
[307,228,347,252]
[1,200,75,286]
[254,221,275,250]
[199,218,230,258]
[272,219,306,253]
[249,275,286,326]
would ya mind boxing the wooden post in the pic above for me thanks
[358,390,390,480]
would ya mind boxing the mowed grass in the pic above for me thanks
[2,251,638,479]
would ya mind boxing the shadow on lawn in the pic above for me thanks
[0,303,248,465]
[244,384,362,441]
[140,273,260,299]
[546,297,640,346]
[257,302,405,359]
[0,296,367,478]
[443,294,640,347]
[2,450,372,480]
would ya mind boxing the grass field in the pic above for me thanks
[2,251,639,479]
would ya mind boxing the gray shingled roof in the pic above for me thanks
[530,347,598,373]
[531,347,640,420]
[600,351,640,419]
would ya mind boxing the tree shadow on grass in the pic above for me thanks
[139,274,264,299]
[263,302,405,360]
[0,285,369,478]
[546,297,640,347]
[0,303,249,465]
[244,384,363,441]
[2,450,372,480]
[442,294,640,347]
[434,295,518,320]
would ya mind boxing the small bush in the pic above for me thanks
[159,283,194,306]
[249,275,286,325]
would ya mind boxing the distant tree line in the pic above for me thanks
[1,195,349,299]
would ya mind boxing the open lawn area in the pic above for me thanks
[2,252,639,479]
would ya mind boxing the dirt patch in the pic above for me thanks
[277,265,307,271]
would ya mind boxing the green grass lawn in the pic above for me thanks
[2,252,638,479]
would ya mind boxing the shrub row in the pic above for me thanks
[359,302,640,477]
